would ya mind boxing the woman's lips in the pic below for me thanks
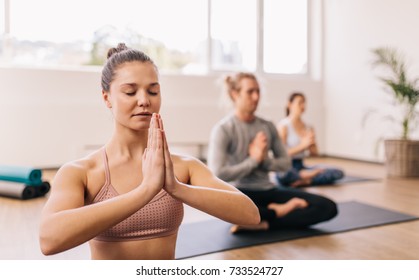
[133,112,152,117]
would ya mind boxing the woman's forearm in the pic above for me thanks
[171,182,260,225]
[287,143,307,156]
[39,185,157,255]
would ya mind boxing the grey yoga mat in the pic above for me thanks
[0,181,50,200]
[0,165,43,186]
[175,201,418,259]
[333,175,379,185]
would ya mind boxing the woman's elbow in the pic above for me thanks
[241,199,261,225]
[39,236,58,256]
[39,228,66,256]
[249,206,261,225]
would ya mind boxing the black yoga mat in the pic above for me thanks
[175,201,418,259]
[35,181,51,197]
[0,181,50,200]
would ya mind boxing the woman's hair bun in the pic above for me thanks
[107,43,129,59]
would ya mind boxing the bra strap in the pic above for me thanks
[102,147,111,185]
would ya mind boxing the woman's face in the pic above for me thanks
[288,95,306,116]
[104,61,161,130]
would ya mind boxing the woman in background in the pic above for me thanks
[276,92,344,187]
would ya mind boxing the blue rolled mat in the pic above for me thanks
[0,165,43,186]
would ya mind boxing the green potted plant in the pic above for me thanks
[368,47,419,177]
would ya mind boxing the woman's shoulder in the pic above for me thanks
[277,117,291,127]
[171,153,209,183]
[171,153,204,166]
[55,149,103,181]
[171,153,210,172]
[302,120,314,130]
[276,118,291,135]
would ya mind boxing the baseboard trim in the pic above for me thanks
[317,154,384,165]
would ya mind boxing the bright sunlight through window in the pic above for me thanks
[264,0,307,74]
[1,0,308,75]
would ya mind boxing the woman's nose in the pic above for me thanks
[137,92,150,107]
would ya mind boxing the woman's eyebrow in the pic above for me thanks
[120,83,136,87]
[120,82,159,88]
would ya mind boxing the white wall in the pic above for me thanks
[323,0,419,162]
[0,67,323,167]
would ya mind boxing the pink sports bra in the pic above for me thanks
[92,148,184,242]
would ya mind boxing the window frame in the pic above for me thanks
[207,0,313,79]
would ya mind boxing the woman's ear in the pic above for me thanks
[102,90,112,108]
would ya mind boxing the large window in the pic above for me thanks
[7,0,207,71]
[0,0,4,57]
[264,0,307,74]
[211,0,257,72]
[1,0,308,75]
[0,0,4,33]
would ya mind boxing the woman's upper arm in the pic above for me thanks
[177,156,260,225]
[188,158,239,192]
[41,163,87,217]
[277,123,287,144]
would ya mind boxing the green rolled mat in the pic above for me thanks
[0,165,43,186]
[0,181,37,200]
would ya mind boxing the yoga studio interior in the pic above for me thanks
[1,0,418,260]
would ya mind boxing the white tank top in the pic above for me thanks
[278,117,310,159]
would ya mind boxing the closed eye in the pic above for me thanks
[148,90,159,96]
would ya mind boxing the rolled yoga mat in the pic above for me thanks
[0,181,50,200]
[35,181,51,197]
[0,165,43,186]
[0,181,37,199]
[175,200,419,259]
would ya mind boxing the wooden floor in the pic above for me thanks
[1,157,418,260]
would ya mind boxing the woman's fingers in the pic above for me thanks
[143,148,147,160]
[158,115,169,156]
[151,113,161,150]
[147,113,165,158]
[159,116,177,193]
[159,117,166,146]
[148,114,154,149]
[158,114,164,131]
[156,119,163,150]
[160,117,171,161]
[162,130,171,165]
